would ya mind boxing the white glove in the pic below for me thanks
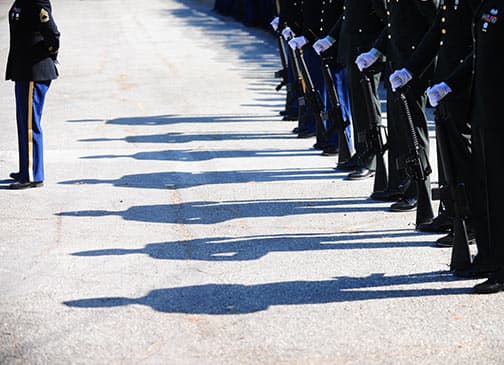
[389,68,413,91]
[282,26,294,40]
[313,36,335,55]
[270,17,279,31]
[355,48,381,72]
[288,36,308,50]
[426,82,452,107]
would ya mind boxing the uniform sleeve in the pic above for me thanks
[371,0,388,54]
[328,15,343,42]
[446,52,473,94]
[34,0,60,57]
[372,28,388,55]
[405,15,441,76]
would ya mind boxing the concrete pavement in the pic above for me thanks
[0,0,503,364]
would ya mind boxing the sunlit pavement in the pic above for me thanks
[0,1,501,364]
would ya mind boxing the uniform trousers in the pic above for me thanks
[471,127,504,268]
[15,80,51,183]
[302,46,352,149]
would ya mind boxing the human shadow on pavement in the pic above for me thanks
[58,169,351,190]
[63,271,471,315]
[71,231,439,262]
[68,114,280,127]
[55,197,387,225]
[79,148,319,162]
[79,131,294,144]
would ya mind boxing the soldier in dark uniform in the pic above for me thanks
[356,0,439,225]
[288,0,352,156]
[389,1,475,243]
[277,1,304,124]
[430,0,504,293]
[6,0,60,189]
[313,0,386,178]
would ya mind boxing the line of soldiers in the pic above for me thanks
[227,0,504,295]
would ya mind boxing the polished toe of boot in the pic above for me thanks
[346,168,375,181]
[389,198,417,212]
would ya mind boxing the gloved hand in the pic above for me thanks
[282,26,295,40]
[355,48,381,72]
[426,82,452,107]
[288,36,308,50]
[270,17,280,31]
[389,68,413,91]
[313,36,335,55]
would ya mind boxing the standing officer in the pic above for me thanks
[313,0,386,178]
[429,0,504,293]
[6,0,60,189]
[356,0,438,225]
[388,1,475,242]
[288,0,351,156]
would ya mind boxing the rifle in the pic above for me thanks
[282,33,310,129]
[274,34,289,92]
[395,86,434,226]
[320,55,352,164]
[359,68,388,192]
[435,101,472,271]
[292,46,326,144]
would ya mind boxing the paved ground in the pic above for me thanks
[1,0,503,364]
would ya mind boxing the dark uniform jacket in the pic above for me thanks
[6,0,60,82]
[328,0,386,66]
[406,0,474,85]
[278,0,303,34]
[449,0,504,129]
[373,0,439,68]
[299,0,343,44]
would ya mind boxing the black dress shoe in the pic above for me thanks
[454,266,496,279]
[292,127,299,134]
[389,197,417,212]
[369,190,404,202]
[9,172,21,181]
[346,168,375,180]
[279,110,287,116]
[312,142,325,150]
[416,214,452,233]
[473,276,504,294]
[334,158,359,171]
[282,115,298,121]
[436,232,454,247]
[297,131,316,138]
[9,181,44,190]
[321,147,338,156]
[436,231,476,248]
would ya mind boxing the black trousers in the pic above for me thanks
[471,127,504,267]
[385,78,431,197]
[346,62,382,170]
[435,96,472,220]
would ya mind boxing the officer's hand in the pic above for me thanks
[313,36,335,55]
[426,82,452,107]
[288,36,308,50]
[355,48,381,72]
[270,17,280,31]
[282,27,295,41]
[389,68,413,91]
